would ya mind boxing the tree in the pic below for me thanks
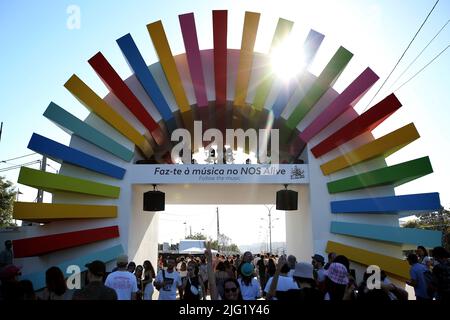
[403,208,450,251]
[0,176,17,227]
[186,232,207,240]
[208,233,240,254]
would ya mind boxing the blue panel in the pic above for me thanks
[44,102,134,162]
[21,244,124,290]
[271,29,324,119]
[331,193,441,213]
[330,221,442,247]
[271,80,296,118]
[28,133,126,179]
[117,33,174,122]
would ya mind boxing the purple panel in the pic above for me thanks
[179,13,208,108]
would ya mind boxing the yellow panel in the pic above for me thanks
[64,75,153,158]
[147,21,190,113]
[326,241,410,281]
[234,11,260,107]
[321,123,420,175]
[13,202,117,223]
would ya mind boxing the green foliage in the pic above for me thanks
[186,232,207,240]
[208,233,240,254]
[403,208,450,251]
[0,176,17,227]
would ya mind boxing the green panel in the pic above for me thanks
[286,46,353,129]
[252,18,294,111]
[18,167,120,198]
[327,156,433,194]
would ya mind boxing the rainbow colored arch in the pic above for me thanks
[11,10,442,289]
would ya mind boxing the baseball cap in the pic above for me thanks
[293,262,314,280]
[241,263,254,277]
[0,264,22,280]
[85,260,106,277]
[311,254,325,263]
[325,262,349,285]
[116,254,128,265]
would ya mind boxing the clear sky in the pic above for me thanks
[1,0,449,247]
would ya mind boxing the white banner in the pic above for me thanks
[130,164,309,184]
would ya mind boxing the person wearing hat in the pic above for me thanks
[323,262,353,300]
[0,264,22,300]
[237,262,261,300]
[311,254,326,291]
[72,260,117,300]
[105,254,138,300]
[276,262,323,301]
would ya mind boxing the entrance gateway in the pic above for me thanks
[5,10,442,290]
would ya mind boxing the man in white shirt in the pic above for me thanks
[155,257,183,300]
[264,262,298,299]
[105,254,138,300]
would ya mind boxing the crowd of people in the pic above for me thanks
[0,239,449,301]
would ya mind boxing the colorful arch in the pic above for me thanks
[9,10,442,289]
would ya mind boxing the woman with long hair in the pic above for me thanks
[134,265,144,300]
[142,260,156,300]
[41,266,71,300]
[222,278,243,301]
[182,261,206,301]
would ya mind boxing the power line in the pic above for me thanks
[0,160,41,173]
[1,153,38,163]
[388,18,450,91]
[363,0,440,112]
[394,44,450,92]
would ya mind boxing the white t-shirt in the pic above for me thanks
[238,277,261,300]
[264,275,299,294]
[105,270,138,300]
[156,269,182,300]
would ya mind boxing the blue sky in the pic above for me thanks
[0,0,449,244]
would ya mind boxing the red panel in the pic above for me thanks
[88,52,164,145]
[213,10,227,107]
[311,94,402,158]
[12,226,120,258]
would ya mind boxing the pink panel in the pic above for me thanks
[179,13,208,107]
[299,67,379,143]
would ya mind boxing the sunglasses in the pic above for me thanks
[225,287,238,293]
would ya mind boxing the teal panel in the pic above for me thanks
[44,102,134,162]
[330,221,441,247]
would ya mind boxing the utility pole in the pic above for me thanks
[0,122,3,142]
[216,206,220,252]
[264,205,274,254]
[36,156,47,203]
[190,225,192,237]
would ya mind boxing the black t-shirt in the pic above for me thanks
[182,277,201,301]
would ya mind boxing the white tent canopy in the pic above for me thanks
[180,247,218,254]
